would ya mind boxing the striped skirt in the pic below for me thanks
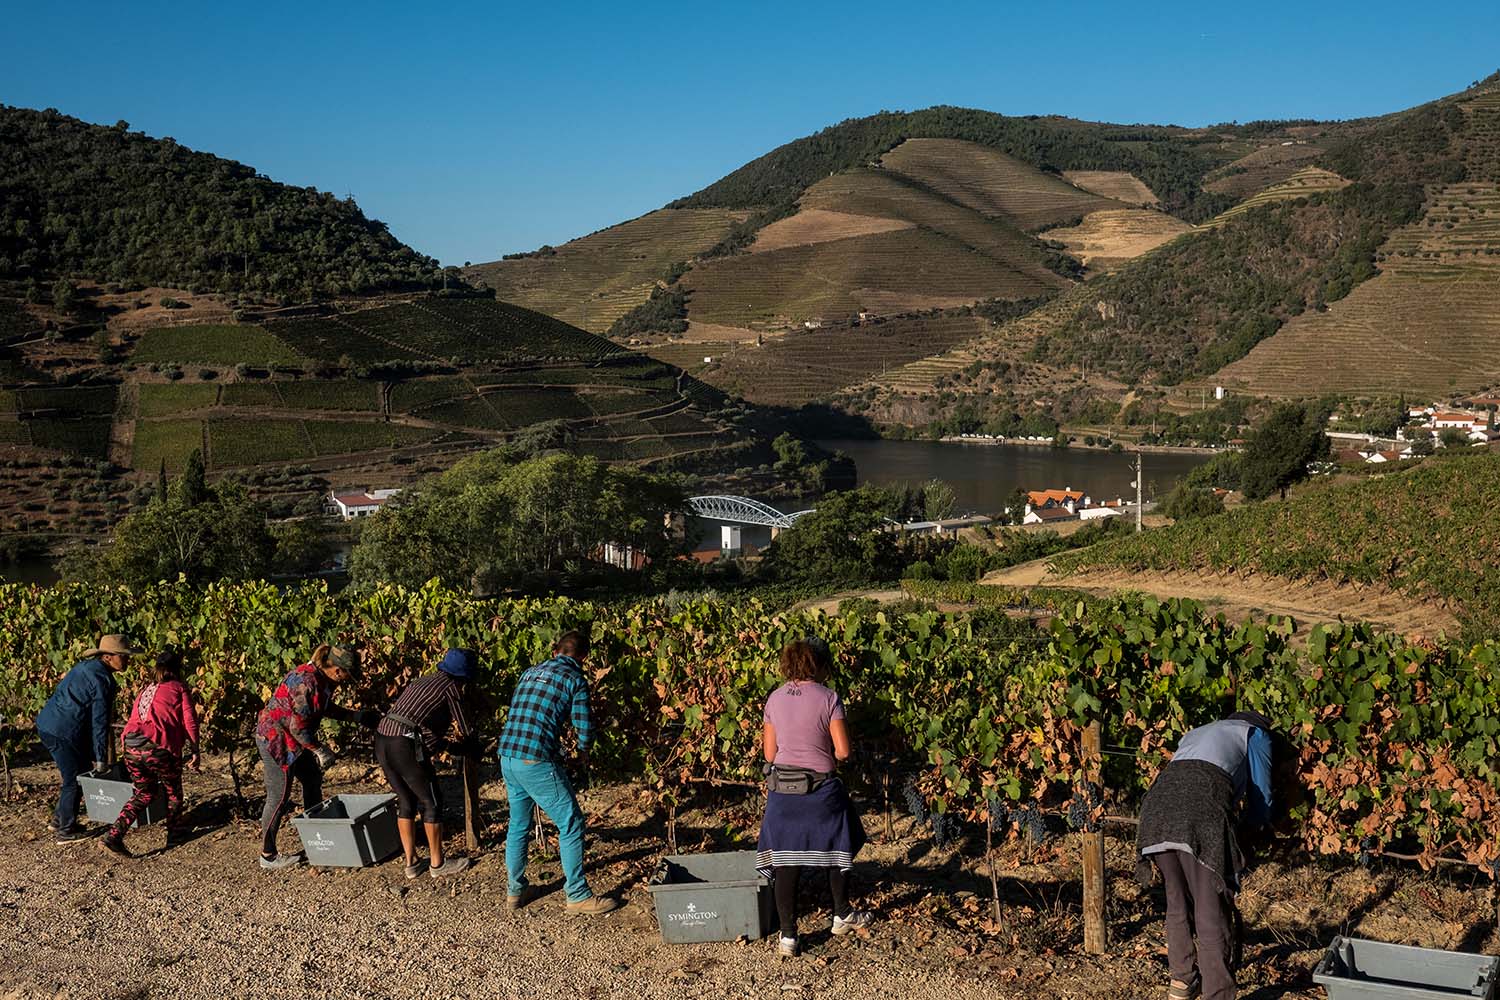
[756,777,866,877]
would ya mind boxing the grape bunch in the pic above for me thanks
[1357,837,1376,869]
[1006,802,1047,842]
[930,810,951,848]
[1066,781,1104,833]
[901,776,929,824]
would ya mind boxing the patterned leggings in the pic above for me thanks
[109,744,185,838]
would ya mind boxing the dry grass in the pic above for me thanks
[467,208,745,332]
[1041,209,1192,271]
[1216,182,1500,396]
[1061,171,1159,206]
[880,138,1121,230]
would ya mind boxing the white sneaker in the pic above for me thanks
[429,857,470,879]
[259,852,306,871]
[778,936,798,957]
[832,910,873,935]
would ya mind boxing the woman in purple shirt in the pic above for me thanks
[755,637,870,958]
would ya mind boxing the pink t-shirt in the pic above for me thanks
[764,681,845,774]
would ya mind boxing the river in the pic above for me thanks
[690,438,1211,554]
[820,438,1211,513]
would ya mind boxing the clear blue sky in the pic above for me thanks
[4,1,1497,265]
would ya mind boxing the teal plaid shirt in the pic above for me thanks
[497,655,591,761]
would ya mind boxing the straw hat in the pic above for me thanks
[84,634,139,658]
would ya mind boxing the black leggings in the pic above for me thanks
[772,865,851,937]
[375,733,442,822]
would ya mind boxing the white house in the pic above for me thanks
[1078,505,1125,520]
[1432,412,1481,430]
[327,488,400,520]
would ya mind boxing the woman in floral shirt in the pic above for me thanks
[254,644,377,870]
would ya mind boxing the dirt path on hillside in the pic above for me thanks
[983,560,1461,637]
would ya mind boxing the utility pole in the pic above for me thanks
[1133,451,1143,533]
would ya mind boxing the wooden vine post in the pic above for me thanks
[462,753,482,852]
[1081,719,1109,954]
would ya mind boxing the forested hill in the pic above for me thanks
[0,106,443,299]
[669,106,1256,224]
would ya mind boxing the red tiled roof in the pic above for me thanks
[1027,488,1084,506]
[332,492,385,507]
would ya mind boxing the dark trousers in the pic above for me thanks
[1153,850,1239,1000]
[258,741,322,856]
[375,733,441,822]
[772,865,852,938]
[39,730,89,830]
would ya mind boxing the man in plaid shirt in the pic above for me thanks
[499,630,619,915]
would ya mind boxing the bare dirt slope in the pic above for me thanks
[984,560,1460,636]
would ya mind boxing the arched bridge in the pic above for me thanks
[687,495,815,528]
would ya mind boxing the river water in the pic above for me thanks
[690,439,1211,554]
[821,438,1211,514]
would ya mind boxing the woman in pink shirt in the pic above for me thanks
[756,637,871,958]
[99,649,200,857]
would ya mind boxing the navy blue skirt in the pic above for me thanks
[756,777,866,877]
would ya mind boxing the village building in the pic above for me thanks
[326,488,401,520]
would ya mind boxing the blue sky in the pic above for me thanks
[3,1,1497,264]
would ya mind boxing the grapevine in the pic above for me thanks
[2,580,1500,870]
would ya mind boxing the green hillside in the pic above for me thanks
[0,105,441,297]
[1050,453,1500,635]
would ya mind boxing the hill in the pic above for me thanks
[1049,452,1500,636]
[0,293,764,542]
[860,74,1500,421]
[465,208,746,333]
[0,106,441,298]
[468,106,1261,353]
[488,75,1500,425]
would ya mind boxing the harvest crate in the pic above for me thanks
[646,851,773,944]
[291,794,401,868]
[1312,935,1499,1000]
[78,764,166,828]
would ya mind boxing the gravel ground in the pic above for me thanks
[1,754,1485,1000]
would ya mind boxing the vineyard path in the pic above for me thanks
[983,559,1461,637]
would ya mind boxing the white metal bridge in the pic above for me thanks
[687,495,815,529]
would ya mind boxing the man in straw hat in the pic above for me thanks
[36,634,139,842]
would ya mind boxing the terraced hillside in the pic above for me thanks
[1202,141,1329,200]
[683,227,1053,332]
[655,311,990,407]
[1050,452,1500,635]
[1216,181,1500,396]
[1062,171,1160,206]
[879,138,1122,230]
[1041,209,1193,270]
[1200,166,1350,227]
[465,209,744,332]
[1,296,745,482]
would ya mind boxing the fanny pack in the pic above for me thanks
[763,763,832,795]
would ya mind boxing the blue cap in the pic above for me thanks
[439,648,477,680]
